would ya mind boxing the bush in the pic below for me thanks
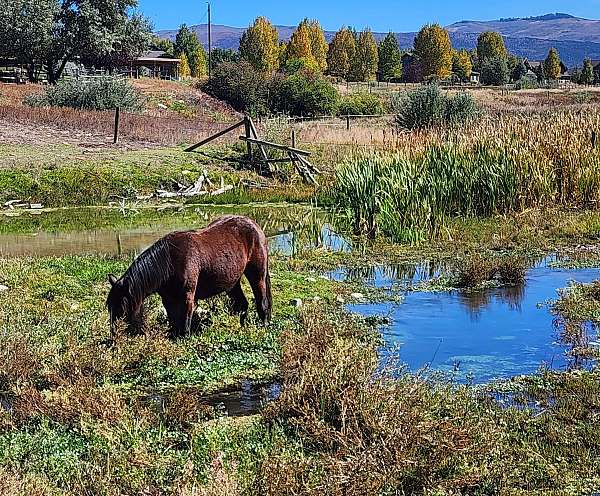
[270,71,339,117]
[24,77,143,111]
[337,92,385,116]
[203,61,268,115]
[393,85,480,129]
[480,56,510,86]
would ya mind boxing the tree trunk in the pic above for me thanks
[46,56,69,84]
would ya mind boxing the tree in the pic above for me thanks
[352,29,379,81]
[477,31,507,64]
[150,36,175,57]
[413,24,453,80]
[174,25,207,78]
[511,57,527,81]
[378,33,402,81]
[327,27,356,79]
[544,48,562,81]
[308,20,328,73]
[209,48,239,71]
[239,16,280,73]
[189,46,208,78]
[581,58,595,85]
[0,0,151,83]
[480,56,509,86]
[452,49,472,82]
[179,53,191,78]
[286,19,313,63]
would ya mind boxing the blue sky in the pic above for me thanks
[138,0,600,32]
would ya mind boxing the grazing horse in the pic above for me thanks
[106,215,272,336]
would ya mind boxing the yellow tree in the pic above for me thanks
[286,19,314,63]
[327,27,356,79]
[308,19,328,72]
[544,48,562,80]
[452,49,472,81]
[476,31,507,63]
[239,16,280,73]
[413,24,452,79]
[189,46,207,78]
[179,52,190,78]
[352,29,379,81]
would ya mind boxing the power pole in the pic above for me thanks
[207,2,212,81]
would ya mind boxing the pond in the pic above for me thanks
[336,258,600,383]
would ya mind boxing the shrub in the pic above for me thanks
[337,92,385,116]
[24,77,143,111]
[480,56,510,86]
[270,71,339,117]
[203,61,268,115]
[393,85,480,129]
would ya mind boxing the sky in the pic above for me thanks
[138,0,600,32]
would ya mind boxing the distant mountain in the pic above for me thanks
[157,13,600,67]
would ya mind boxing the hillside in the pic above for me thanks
[157,13,600,67]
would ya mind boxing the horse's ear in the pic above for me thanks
[108,274,118,287]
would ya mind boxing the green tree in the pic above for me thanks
[352,29,379,81]
[511,57,527,81]
[327,27,356,79]
[581,58,595,85]
[239,16,280,73]
[480,56,509,86]
[452,49,472,81]
[179,52,191,78]
[544,48,562,80]
[308,20,329,73]
[174,25,207,78]
[0,0,151,83]
[378,32,402,81]
[209,48,239,71]
[413,24,453,80]
[150,36,175,57]
[477,31,507,64]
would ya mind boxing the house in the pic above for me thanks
[526,59,568,79]
[125,51,181,79]
[470,71,480,84]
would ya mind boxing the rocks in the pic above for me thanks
[306,277,317,283]
[0,285,8,292]
[336,295,345,304]
[289,298,303,308]
[351,292,366,301]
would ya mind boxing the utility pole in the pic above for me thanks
[207,2,212,81]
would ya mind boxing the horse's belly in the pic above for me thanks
[195,266,243,300]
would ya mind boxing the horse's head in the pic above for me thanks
[106,274,142,332]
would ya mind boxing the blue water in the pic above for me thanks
[339,260,600,383]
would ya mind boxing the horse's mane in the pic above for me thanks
[123,237,174,306]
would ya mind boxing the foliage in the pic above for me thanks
[285,19,314,64]
[0,0,151,83]
[179,53,191,78]
[239,17,280,74]
[544,48,562,80]
[24,77,143,111]
[378,33,403,82]
[476,31,508,64]
[393,85,480,130]
[270,71,339,117]
[452,49,472,81]
[480,56,510,86]
[204,61,267,114]
[511,57,528,81]
[174,25,207,78]
[307,20,329,73]
[209,48,239,71]
[281,57,320,75]
[351,29,379,81]
[337,93,385,116]
[327,27,356,80]
[581,58,595,85]
[150,35,175,57]
[413,24,453,80]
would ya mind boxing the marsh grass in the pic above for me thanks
[455,255,526,288]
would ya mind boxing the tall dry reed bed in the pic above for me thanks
[333,109,600,242]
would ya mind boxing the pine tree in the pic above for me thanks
[174,24,207,79]
[581,58,595,85]
[544,48,562,80]
[352,29,379,81]
[378,32,402,81]
[239,16,280,73]
[477,31,507,63]
[327,27,356,79]
[308,20,328,72]
[179,52,190,78]
[452,49,472,81]
[413,24,452,79]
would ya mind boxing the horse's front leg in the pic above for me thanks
[161,289,196,337]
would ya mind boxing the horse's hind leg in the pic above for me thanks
[245,265,272,325]
[227,280,249,326]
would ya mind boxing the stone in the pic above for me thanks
[306,277,317,283]
[289,298,303,308]
[351,293,366,301]
[0,285,8,292]
[336,295,345,304]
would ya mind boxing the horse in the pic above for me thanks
[106,215,272,336]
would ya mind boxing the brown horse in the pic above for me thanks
[106,215,272,336]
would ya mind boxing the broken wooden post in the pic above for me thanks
[184,118,246,152]
[244,115,253,161]
[113,107,120,144]
[291,130,296,148]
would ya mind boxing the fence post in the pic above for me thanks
[113,107,120,144]
[244,115,252,161]
[291,129,296,148]
[346,115,350,131]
